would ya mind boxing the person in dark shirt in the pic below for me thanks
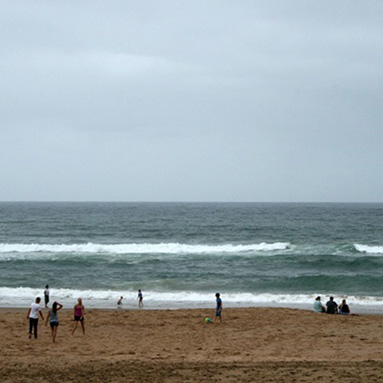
[44,285,50,308]
[339,299,351,315]
[326,296,338,314]
[138,290,143,308]
[215,293,222,322]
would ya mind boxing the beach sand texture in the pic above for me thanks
[2,307,383,382]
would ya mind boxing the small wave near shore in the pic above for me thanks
[1,287,383,312]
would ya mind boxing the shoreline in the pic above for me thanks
[3,286,383,313]
[2,301,382,315]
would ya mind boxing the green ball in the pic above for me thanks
[205,317,211,323]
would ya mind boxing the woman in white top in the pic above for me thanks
[26,297,44,339]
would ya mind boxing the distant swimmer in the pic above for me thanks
[138,290,143,308]
[117,296,123,306]
[71,298,85,336]
[27,297,44,339]
[44,285,50,308]
[215,293,223,322]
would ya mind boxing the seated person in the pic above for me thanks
[326,296,338,314]
[313,296,325,312]
[338,299,351,315]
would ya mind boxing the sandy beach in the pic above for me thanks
[1,307,383,382]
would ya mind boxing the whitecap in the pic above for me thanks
[1,287,383,309]
[0,242,290,257]
[354,244,383,255]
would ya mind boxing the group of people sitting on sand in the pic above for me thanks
[313,296,351,315]
[27,296,85,342]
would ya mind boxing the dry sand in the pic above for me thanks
[1,307,383,382]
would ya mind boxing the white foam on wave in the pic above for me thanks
[0,242,290,257]
[354,244,383,255]
[1,286,382,309]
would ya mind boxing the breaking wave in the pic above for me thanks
[354,244,383,255]
[1,286,383,309]
[0,242,290,255]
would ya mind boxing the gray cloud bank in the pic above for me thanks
[1,1,382,202]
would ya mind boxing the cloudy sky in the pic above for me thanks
[1,1,382,202]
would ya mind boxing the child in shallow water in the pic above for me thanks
[138,290,143,308]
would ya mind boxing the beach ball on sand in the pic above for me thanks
[205,317,211,323]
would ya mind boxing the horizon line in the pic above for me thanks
[0,200,382,204]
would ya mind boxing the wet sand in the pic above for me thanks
[2,307,383,382]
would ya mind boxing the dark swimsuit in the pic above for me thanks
[74,306,84,321]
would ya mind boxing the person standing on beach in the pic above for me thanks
[138,290,143,308]
[45,301,63,342]
[215,293,223,322]
[71,298,85,335]
[27,297,44,339]
[44,285,50,308]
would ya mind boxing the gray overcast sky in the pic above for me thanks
[1,1,382,202]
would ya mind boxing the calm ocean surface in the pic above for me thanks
[1,202,382,311]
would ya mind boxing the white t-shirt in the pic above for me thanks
[29,302,41,319]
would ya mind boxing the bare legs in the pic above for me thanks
[72,320,85,335]
[51,325,58,342]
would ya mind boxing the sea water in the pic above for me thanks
[0,202,382,312]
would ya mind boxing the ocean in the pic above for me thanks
[1,202,382,312]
